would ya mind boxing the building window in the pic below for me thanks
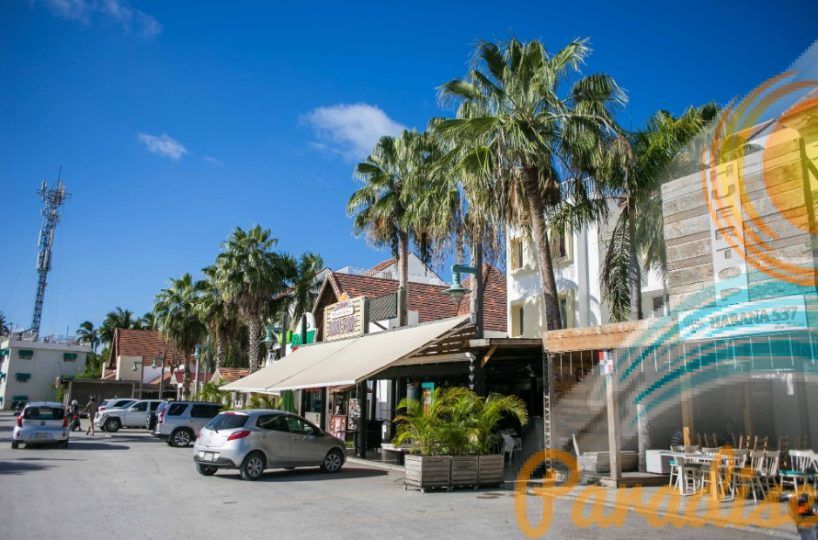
[509,237,524,271]
[551,230,573,264]
[511,304,525,337]
[652,296,666,318]
[558,290,575,329]
[15,373,31,383]
[18,350,34,360]
[63,353,78,361]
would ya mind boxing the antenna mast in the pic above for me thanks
[30,172,70,340]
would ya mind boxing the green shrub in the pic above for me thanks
[393,387,527,456]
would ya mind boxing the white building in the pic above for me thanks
[0,339,90,409]
[506,217,667,338]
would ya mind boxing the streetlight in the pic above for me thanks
[152,353,166,400]
[131,360,144,399]
[441,264,476,302]
[262,324,276,366]
[193,344,203,398]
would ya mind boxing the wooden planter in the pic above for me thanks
[404,455,451,492]
[478,454,504,486]
[451,455,479,488]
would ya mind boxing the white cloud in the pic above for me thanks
[36,0,161,38]
[137,133,187,160]
[203,156,223,166]
[302,103,406,160]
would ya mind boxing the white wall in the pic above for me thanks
[0,340,89,409]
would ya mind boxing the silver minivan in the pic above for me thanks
[12,401,69,449]
[193,410,346,480]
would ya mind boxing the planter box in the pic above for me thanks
[404,455,451,492]
[478,454,504,486]
[451,455,479,487]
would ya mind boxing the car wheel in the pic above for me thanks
[11,441,19,449]
[105,418,121,432]
[240,452,266,481]
[171,429,194,448]
[320,448,344,473]
[58,440,69,449]
[196,463,218,476]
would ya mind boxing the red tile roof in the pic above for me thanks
[212,367,250,384]
[107,329,192,370]
[369,258,395,272]
[315,265,506,332]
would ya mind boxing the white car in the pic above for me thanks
[96,399,162,432]
[93,398,136,424]
[12,401,69,449]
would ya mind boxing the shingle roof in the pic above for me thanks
[369,258,396,272]
[212,367,250,384]
[319,265,506,332]
[107,329,191,370]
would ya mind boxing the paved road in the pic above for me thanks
[0,413,789,540]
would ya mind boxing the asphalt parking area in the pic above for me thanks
[0,413,782,540]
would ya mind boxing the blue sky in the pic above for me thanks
[1,0,816,336]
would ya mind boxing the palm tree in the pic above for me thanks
[601,105,717,321]
[197,266,238,369]
[153,273,207,395]
[75,321,100,351]
[287,252,325,330]
[213,226,293,372]
[99,307,136,345]
[437,38,624,330]
[348,131,433,327]
[135,312,158,330]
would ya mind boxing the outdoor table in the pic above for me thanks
[663,451,731,501]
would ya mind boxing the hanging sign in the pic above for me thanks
[324,296,365,341]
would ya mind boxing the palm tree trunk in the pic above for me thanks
[215,333,224,369]
[247,317,260,372]
[627,200,643,320]
[523,169,562,331]
[470,242,484,338]
[397,230,409,327]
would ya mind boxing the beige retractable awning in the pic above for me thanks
[222,316,471,393]
[218,338,354,393]
[266,315,470,391]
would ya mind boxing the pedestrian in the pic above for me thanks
[82,396,98,436]
[789,492,818,540]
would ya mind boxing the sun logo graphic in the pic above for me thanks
[702,72,818,293]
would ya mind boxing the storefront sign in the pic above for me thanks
[324,296,365,341]
[678,294,808,341]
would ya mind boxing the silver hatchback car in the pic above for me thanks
[193,409,346,480]
[12,401,69,449]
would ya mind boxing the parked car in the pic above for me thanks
[12,401,69,449]
[146,400,172,430]
[154,401,223,447]
[193,409,346,480]
[94,398,136,425]
[95,399,162,432]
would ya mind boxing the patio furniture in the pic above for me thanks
[780,450,815,491]
[500,432,522,464]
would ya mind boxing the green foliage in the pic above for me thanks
[247,393,278,409]
[194,382,228,404]
[76,349,106,379]
[393,387,528,456]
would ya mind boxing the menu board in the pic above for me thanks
[329,415,347,440]
[347,398,360,432]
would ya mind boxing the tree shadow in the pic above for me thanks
[219,466,389,483]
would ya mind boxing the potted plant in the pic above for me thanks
[394,387,527,491]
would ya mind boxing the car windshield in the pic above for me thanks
[206,412,248,431]
[114,400,134,408]
[24,407,64,420]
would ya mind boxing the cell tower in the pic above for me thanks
[30,176,70,340]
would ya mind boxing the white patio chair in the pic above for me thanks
[501,432,522,464]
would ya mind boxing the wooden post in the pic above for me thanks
[470,243,484,339]
[357,380,368,458]
[636,403,650,473]
[605,371,622,486]
[320,387,328,431]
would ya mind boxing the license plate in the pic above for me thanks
[35,433,50,440]
[199,452,215,461]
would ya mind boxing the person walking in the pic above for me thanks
[82,396,98,436]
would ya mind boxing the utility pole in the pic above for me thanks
[31,175,70,341]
